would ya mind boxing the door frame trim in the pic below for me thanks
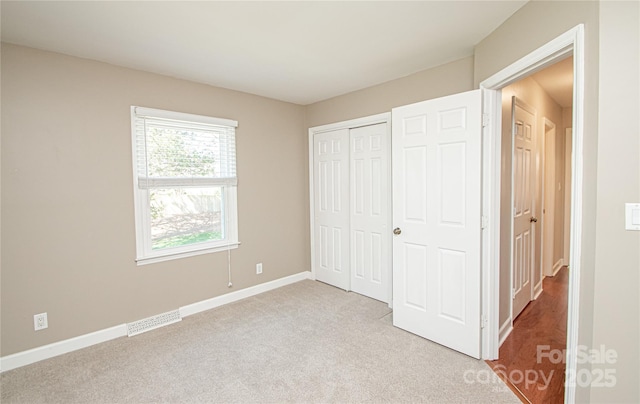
[541,117,557,279]
[480,24,584,404]
[563,128,573,266]
[308,113,392,300]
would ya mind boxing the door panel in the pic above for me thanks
[350,123,391,303]
[403,147,428,223]
[314,129,350,290]
[439,248,466,322]
[512,97,536,319]
[392,90,482,359]
[403,242,428,310]
[439,142,466,225]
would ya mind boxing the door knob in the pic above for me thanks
[393,227,402,235]
[530,217,538,223]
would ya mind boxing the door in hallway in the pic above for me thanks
[512,96,537,319]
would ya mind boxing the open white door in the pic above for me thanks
[392,90,482,359]
[313,128,350,290]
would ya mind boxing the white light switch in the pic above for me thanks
[625,203,640,230]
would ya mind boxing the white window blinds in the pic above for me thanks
[132,106,238,189]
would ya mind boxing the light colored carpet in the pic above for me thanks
[1,280,519,403]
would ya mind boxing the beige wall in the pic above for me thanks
[562,107,573,145]
[1,44,309,356]
[499,76,564,327]
[592,1,639,402]
[1,47,474,359]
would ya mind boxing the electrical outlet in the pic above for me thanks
[256,262,263,274]
[34,312,48,331]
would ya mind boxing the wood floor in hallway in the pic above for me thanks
[486,267,569,404]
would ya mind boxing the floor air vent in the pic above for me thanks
[127,309,182,337]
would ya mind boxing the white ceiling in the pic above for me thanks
[1,1,527,105]
[531,56,574,108]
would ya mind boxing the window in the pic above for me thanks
[131,106,239,265]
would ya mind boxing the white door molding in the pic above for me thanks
[479,24,585,404]
[564,128,573,266]
[542,117,557,278]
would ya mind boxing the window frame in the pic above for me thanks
[130,106,239,266]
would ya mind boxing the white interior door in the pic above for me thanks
[392,90,482,359]
[313,129,350,290]
[512,97,537,319]
[350,123,391,303]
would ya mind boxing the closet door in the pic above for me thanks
[313,129,350,290]
[350,123,391,303]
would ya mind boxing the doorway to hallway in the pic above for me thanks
[488,47,574,404]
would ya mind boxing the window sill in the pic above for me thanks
[136,242,240,266]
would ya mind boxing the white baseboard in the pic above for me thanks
[534,280,544,299]
[0,324,127,373]
[498,317,513,347]
[552,259,563,276]
[180,271,312,317]
[0,271,313,373]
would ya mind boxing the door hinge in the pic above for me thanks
[481,314,488,329]
[512,288,516,299]
[481,215,489,229]
[482,113,490,127]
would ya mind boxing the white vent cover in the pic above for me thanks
[127,309,181,337]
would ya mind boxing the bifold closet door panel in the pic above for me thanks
[313,128,350,290]
[350,123,391,303]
